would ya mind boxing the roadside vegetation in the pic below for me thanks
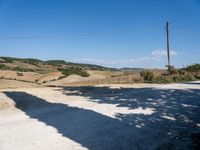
[140,70,154,81]
[140,64,200,83]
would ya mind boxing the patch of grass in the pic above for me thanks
[172,73,196,82]
[152,72,197,84]
[153,76,173,84]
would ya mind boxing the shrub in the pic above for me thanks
[184,73,196,81]
[58,67,90,77]
[184,64,200,78]
[17,72,24,76]
[178,69,186,75]
[185,64,200,73]
[140,70,154,81]
[0,64,10,70]
[165,65,177,75]
[171,73,196,82]
[45,60,66,66]
[153,76,173,83]
[57,76,67,80]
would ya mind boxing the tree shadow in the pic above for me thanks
[181,82,200,85]
[3,91,148,150]
[4,86,200,149]
[59,86,200,149]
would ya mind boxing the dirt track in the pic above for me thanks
[0,82,200,150]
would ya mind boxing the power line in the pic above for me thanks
[171,11,200,24]
[173,29,200,36]
[0,27,162,40]
[0,9,199,40]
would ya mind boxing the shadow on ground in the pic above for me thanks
[4,86,200,150]
[181,82,200,85]
[60,86,200,149]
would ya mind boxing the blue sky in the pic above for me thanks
[0,0,199,68]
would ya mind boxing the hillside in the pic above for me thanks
[0,56,120,87]
[0,57,111,71]
[1,56,200,88]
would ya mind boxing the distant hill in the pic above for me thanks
[119,68,145,71]
[0,56,112,71]
[0,56,118,84]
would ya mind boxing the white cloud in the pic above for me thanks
[75,49,178,67]
[151,49,177,57]
[133,49,178,63]
[77,58,128,65]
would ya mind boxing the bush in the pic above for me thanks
[0,64,10,70]
[153,76,173,83]
[140,70,154,81]
[45,60,66,66]
[57,76,67,80]
[184,64,200,78]
[178,69,186,75]
[17,72,24,76]
[165,65,178,75]
[172,74,196,82]
[0,64,39,72]
[58,67,90,77]
[185,64,200,73]
[184,73,196,81]
[13,67,38,72]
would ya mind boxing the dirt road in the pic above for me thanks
[0,82,200,150]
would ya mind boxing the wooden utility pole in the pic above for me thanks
[166,22,171,74]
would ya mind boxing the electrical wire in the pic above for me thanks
[173,29,200,36]
[0,27,162,40]
[170,10,200,24]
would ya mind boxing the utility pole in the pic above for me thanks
[166,21,171,74]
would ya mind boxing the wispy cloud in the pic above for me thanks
[75,49,178,67]
[132,49,178,63]
[76,58,129,65]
